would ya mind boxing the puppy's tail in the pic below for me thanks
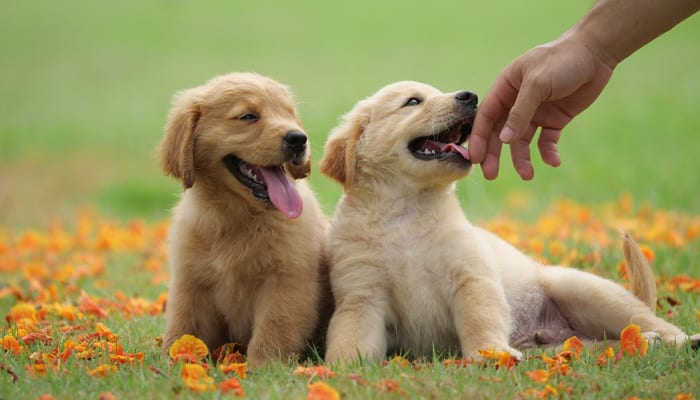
[622,232,657,311]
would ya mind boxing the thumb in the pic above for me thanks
[499,83,544,143]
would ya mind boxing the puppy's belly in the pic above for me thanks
[385,283,460,357]
[509,287,574,348]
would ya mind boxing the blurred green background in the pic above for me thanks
[1,0,698,227]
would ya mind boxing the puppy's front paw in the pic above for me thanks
[467,345,523,362]
[503,346,523,361]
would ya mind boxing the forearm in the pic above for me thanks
[565,0,699,67]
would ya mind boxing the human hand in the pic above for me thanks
[470,37,615,180]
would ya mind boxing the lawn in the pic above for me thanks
[0,0,699,399]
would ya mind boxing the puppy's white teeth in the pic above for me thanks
[241,166,260,181]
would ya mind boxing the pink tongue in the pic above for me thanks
[443,143,471,160]
[258,166,303,219]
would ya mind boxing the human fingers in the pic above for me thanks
[537,128,562,167]
[469,112,497,164]
[499,76,548,144]
[470,81,513,163]
[480,132,504,180]
[509,124,537,180]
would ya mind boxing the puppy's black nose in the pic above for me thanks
[283,130,307,155]
[455,90,478,107]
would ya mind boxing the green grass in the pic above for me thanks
[1,1,699,399]
[1,199,698,399]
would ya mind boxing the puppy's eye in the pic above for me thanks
[404,97,422,107]
[239,113,259,122]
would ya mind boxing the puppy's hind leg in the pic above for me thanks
[324,296,387,364]
[540,267,687,346]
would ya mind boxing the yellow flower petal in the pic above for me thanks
[169,334,209,362]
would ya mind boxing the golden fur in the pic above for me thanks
[159,72,329,367]
[320,81,698,363]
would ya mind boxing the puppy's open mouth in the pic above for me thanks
[408,119,472,163]
[223,155,303,219]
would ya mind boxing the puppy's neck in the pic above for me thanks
[186,183,277,220]
[342,179,461,218]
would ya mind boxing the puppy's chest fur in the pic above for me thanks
[332,192,479,356]
[170,191,321,341]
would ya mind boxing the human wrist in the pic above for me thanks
[563,0,700,69]
[562,4,621,70]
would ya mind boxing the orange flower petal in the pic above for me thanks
[294,365,335,379]
[21,331,53,345]
[181,363,208,379]
[478,348,518,369]
[7,302,37,322]
[2,335,22,355]
[169,334,209,362]
[98,392,116,400]
[386,355,410,368]
[25,360,48,376]
[181,363,214,393]
[443,358,474,368]
[375,379,404,394]
[674,394,694,400]
[181,363,215,393]
[596,347,615,367]
[561,336,583,355]
[94,322,119,342]
[540,384,559,398]
[219,377,245,397]
[182,377,215,393]
[110,352,145,365]
[618,324,648,357]
[549,362,570,377]
[525,369,550,383]
[87,364,117,377]
[220,362,247,379]
[307,381,340,400]
[0,285,23,300]
[78,291,108,318]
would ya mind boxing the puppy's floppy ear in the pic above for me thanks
[159,88,203,189]
[319,101,369,188]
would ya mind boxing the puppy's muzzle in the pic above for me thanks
[283,130,308,165]
[455,90,478,108]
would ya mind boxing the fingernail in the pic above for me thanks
[499,127,515,142]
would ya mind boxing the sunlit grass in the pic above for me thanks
[1,195,699,399]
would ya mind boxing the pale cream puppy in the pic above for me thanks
[320,81,698,363]
[159,72,329,367]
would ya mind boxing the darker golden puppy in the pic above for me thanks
[159,72,329,367]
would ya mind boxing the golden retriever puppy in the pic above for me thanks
[159,72,328,367]
[320,81,698,363]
